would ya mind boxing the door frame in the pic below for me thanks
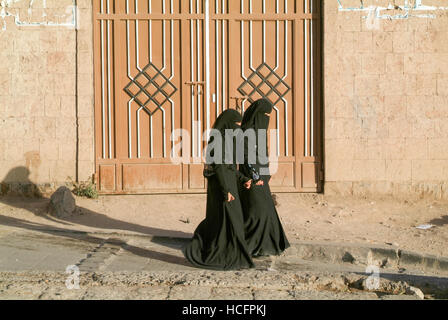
[92,0,323,194]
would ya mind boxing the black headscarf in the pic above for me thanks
[204,109,242,176]
[241,98,273,131]
[240,99,273,173]
[213,109,242,133]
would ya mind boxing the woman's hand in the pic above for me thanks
[244,180,252,189]
[256,180,264,186]
[227,192,235,202]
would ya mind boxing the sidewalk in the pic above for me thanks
[0,193,447,256]
[1,226,448,300]
[0,194,447,299]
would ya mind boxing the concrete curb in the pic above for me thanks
[87,231,448,274]
[284,241,448,275]
[15,227,448,275]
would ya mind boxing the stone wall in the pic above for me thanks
[0,0,93,196]
[1,0,448,199]
[323,0,448,199]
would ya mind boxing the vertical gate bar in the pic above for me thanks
[100,1,106,159]
[215,0,219,116]
[149,113,154,159]
[149,0,152,62]
[307,16,312,159]
[222,0,226,111]
[126,0,133,159]
[262,0,266,62]
[293,17,306,189]
[205,0,211,134]
[137,107,141,158]
[180,3,189,190]
[169,0,175,157]
[93,0,101,188]
[135,1,141,72]
[113,2,127,191]
[265,0,280,157]
[240,0,248,112]
[315,2,323,191]
[161,0,167,158]
[304,18,308,157]
[274,0,279,72]
[161,0,166,72]
[310,0,314,157]
[221,16,224,111]
[150,115,154,158]
[127,102,133,159]
[282,0,289,156]
[227,0,240,113]
[249,0,254,72]
[107,0,113,159]
[134,0,142,159]
[196,0,201,158]
[190,0,196,159]
[135,1,142,158]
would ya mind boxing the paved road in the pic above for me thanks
[0,226,446,300]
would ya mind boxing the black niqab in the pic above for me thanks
[205,109,242,176]
[183,109,255,271]
[238,99,290,257]
[242,98,273,131]
[213,109,242,132]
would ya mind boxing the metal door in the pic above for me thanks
[93,0,322,194]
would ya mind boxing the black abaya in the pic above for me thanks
[239,99,290,257]
[182,110,255,270]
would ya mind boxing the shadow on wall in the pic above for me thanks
[0,167,193,268]
[0,167,43,198]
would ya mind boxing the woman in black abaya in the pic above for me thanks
[239,98,290,257]
[182,109,255,271]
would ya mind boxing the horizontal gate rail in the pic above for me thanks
[211,13,319,20]
[94,13,205,20]
[94,13,319,20]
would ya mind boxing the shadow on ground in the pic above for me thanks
[0,167,193,268]
[429,216,448,227]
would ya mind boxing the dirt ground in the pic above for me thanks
[0,270,426,300]
[0,193,447,257]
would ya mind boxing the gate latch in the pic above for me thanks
[185,81,205,95]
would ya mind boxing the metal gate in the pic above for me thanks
[93,0,322,194]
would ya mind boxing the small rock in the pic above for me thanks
[337,209,352,217]
[406,286,425,300]
[48,187,76,218]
